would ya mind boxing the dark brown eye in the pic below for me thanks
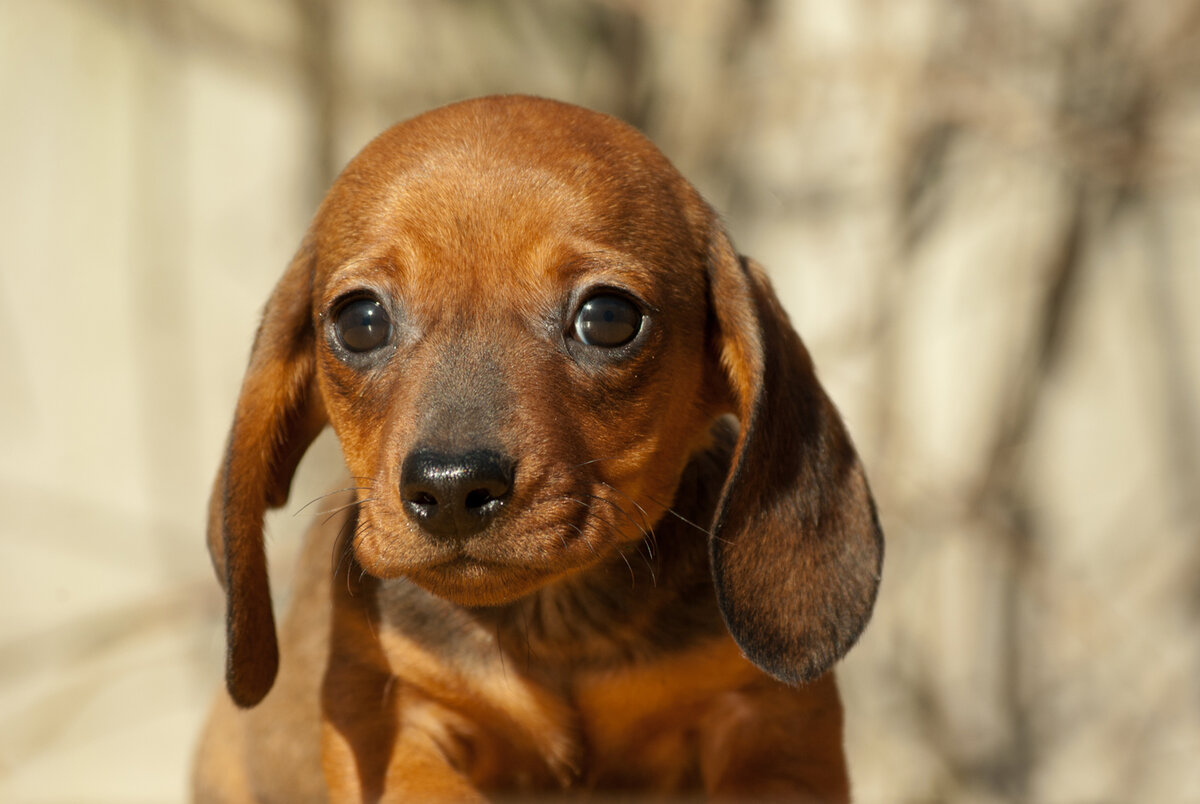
[335,297,391,352]
[573,294,641,348]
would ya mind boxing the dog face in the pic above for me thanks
[309,107,721,606]
[209,96,883,708]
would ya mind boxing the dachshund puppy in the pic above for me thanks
[193,95,883,803]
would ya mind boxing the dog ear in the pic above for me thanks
[705,223,883,685]
[207,239,327,707]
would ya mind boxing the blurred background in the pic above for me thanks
[2,1,1199,801]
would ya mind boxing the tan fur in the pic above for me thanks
[194,96,882,802]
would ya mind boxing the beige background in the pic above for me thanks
[2,1,1199,802]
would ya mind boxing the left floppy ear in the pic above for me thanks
[705,221,883,685]
[206,238,327,707]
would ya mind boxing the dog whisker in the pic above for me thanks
[642,492,716,540]
[294,486,373,517]
[565,496,657,580]
[581,493,648,540]
[332,508,373,599]
[583,493,661,576]
[563,520,598,557]
[615,545,637,589]
[320,497,374,526]
[553,524,570,550]
[331,519,356,590]
[564,497,626,542]
[596,480,660,562]
[565,454,625,471]
[565,490,659,588]
[566,499,640,589]
[596,480,654,532]
[639,540,660,585]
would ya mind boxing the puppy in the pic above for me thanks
[193,95,883,803]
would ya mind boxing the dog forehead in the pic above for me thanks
[320,99,695,251]
[363,95,667,184]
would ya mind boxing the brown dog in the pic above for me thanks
[193,95,883,803]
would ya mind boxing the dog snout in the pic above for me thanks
[400,448,514,538]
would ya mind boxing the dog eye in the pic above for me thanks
[573,294,642,348]
[334,298,391,352]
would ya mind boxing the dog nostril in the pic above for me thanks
[410,491,438,507]
[464,487,495,510]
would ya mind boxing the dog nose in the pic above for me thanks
[399,449,514,537]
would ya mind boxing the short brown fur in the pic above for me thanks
[194,95,883,803]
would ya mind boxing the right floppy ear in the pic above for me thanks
[207,239,327,708]
[703,218,883,686]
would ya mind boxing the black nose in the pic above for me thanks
[399,449,514,538]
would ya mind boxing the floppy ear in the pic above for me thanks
[705,224,883,685]
[207,239,327,707]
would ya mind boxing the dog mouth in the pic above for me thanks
[351,485,645,605]
[427,552,510,577]
[385,516,614,605]
[402,551,569,606]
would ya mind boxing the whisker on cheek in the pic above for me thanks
[567,491,660,587]
[563,521,597,556]
[320,497,375,526]
[293,486,373,517]
[596,480,654,532]
[581,493,650,545]
[566,497,650,586]
[346,520,369,597]
[331,514,358,587]
[564,454,626,471]
[615,546,637,589]
[631,540,658,587]
[596,480,663,564]
[642,491,715,539]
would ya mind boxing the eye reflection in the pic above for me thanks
[573,294,642,348]
[335,298,391,352]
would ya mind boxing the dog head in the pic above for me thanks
[209,95,883,707]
